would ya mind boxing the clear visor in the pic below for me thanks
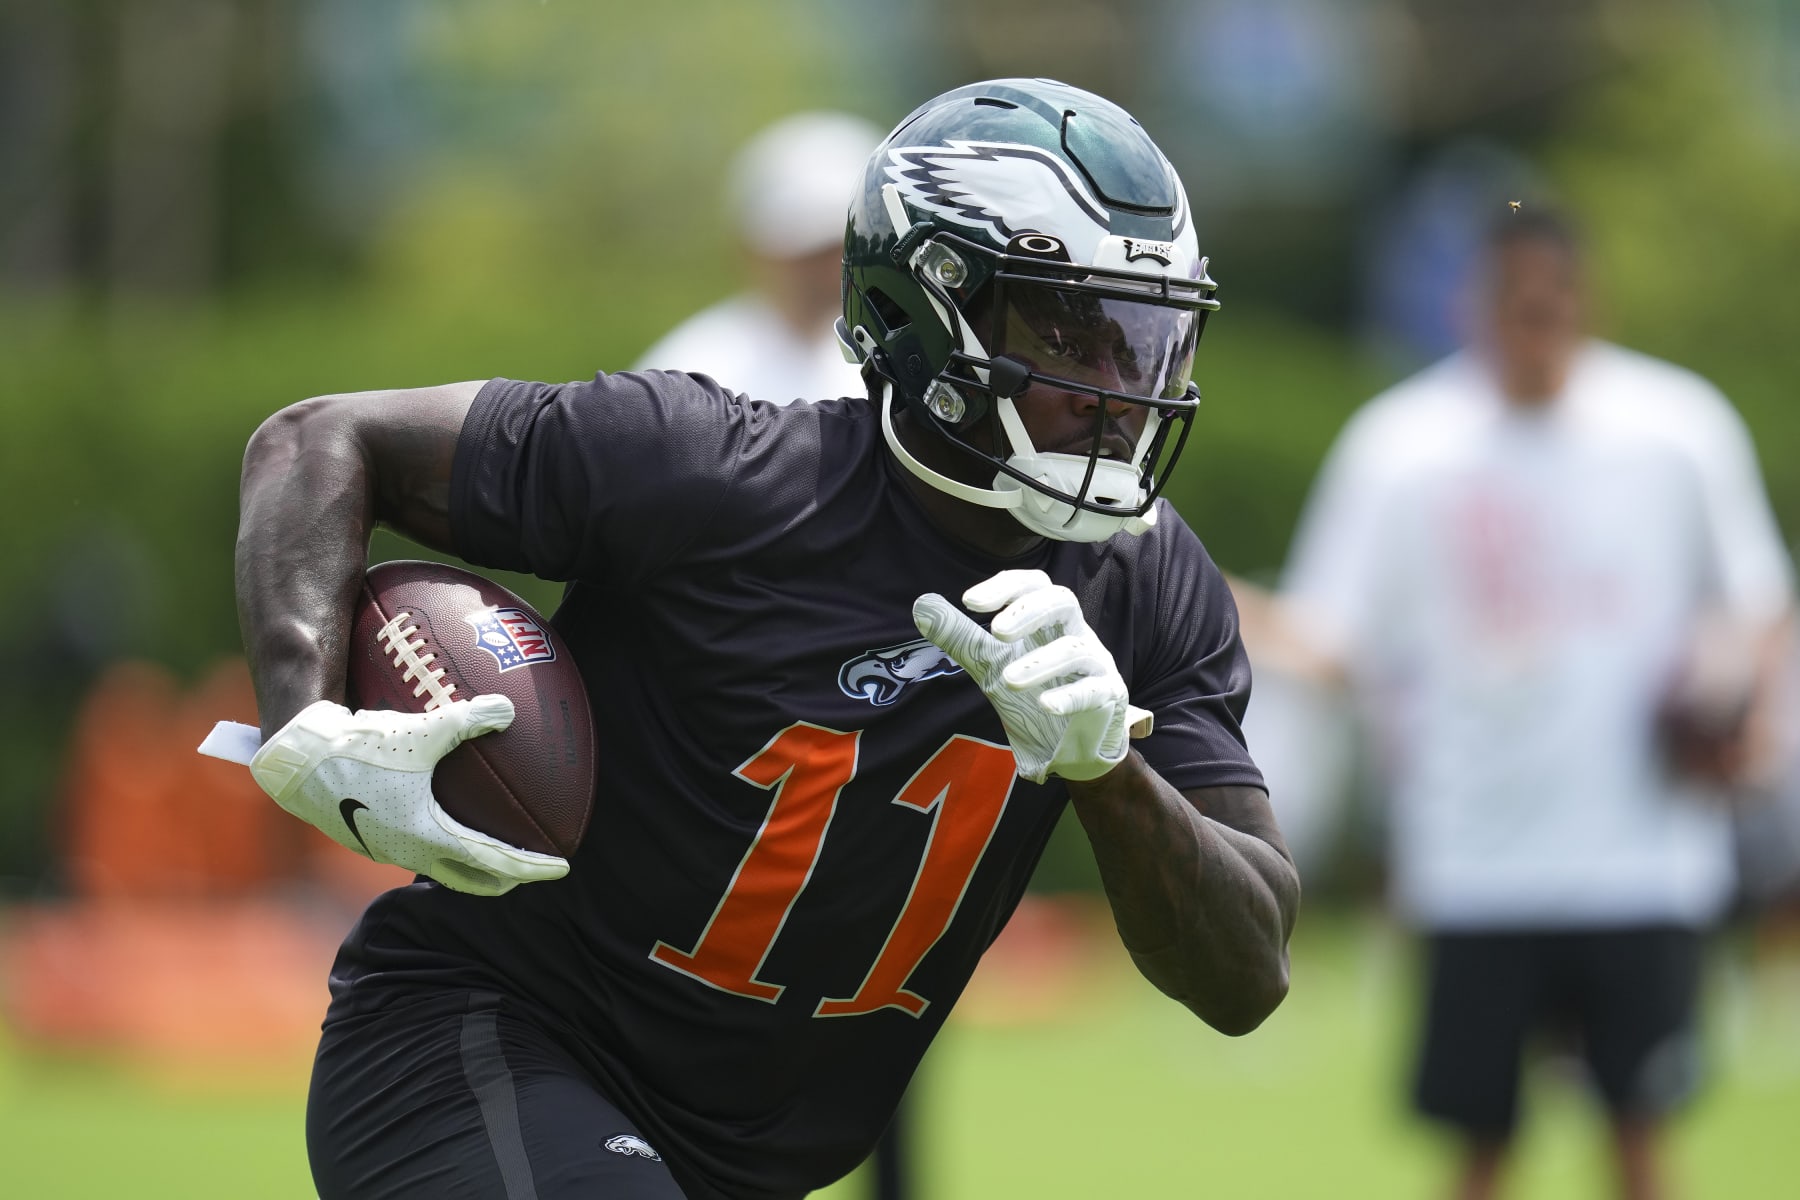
[991,279,1200,402]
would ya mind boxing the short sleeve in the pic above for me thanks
[1127,519,1267,794]
[451,371,758,584]
[1683,383,1794,623]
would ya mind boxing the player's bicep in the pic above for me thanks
[353,380,487,553]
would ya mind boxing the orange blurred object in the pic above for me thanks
[0,900,337,1059]
[62,659,279,897]
[0,658,410,1059]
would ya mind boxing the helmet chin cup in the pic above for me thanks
[994,453,1157,542]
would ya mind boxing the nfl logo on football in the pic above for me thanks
[465,606,557,672]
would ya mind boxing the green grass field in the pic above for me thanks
[4,913,1797,1198]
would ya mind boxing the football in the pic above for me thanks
[345,560,596,858]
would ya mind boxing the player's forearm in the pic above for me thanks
[236,397,377,739]
[237,384,479,738]
[1067,757,1297,1035]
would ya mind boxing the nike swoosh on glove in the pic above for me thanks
[913,568,1152,784]
[248,697,568,897]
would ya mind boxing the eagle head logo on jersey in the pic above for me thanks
[465,606,557,672]
[839,637,964,706]
[603,1134,662,1161]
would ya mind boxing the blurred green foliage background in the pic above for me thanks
[3,0,1800,892]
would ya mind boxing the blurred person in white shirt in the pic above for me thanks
[632,112,880,404]
[1236,207,1793,1200]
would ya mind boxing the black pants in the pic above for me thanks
[1413,926,1705,1139]
[308,992,688,1199]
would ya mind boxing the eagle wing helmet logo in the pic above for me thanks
[886,140,1116,262]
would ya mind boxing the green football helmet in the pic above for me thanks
[840,78,1218,542]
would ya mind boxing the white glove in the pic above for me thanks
[913,569,1152,784]
[247,697,569,896]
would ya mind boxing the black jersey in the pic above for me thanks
[324,371,1263,1200]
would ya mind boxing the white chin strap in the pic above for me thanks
[879,380,1157,543]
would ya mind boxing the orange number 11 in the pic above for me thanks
[651,722,1017,1018]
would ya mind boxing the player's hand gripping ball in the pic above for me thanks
[913,569,1151,783]
[250,697,568,896]
[250,562,596,896]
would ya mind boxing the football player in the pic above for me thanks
[236,79,1297,1199]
